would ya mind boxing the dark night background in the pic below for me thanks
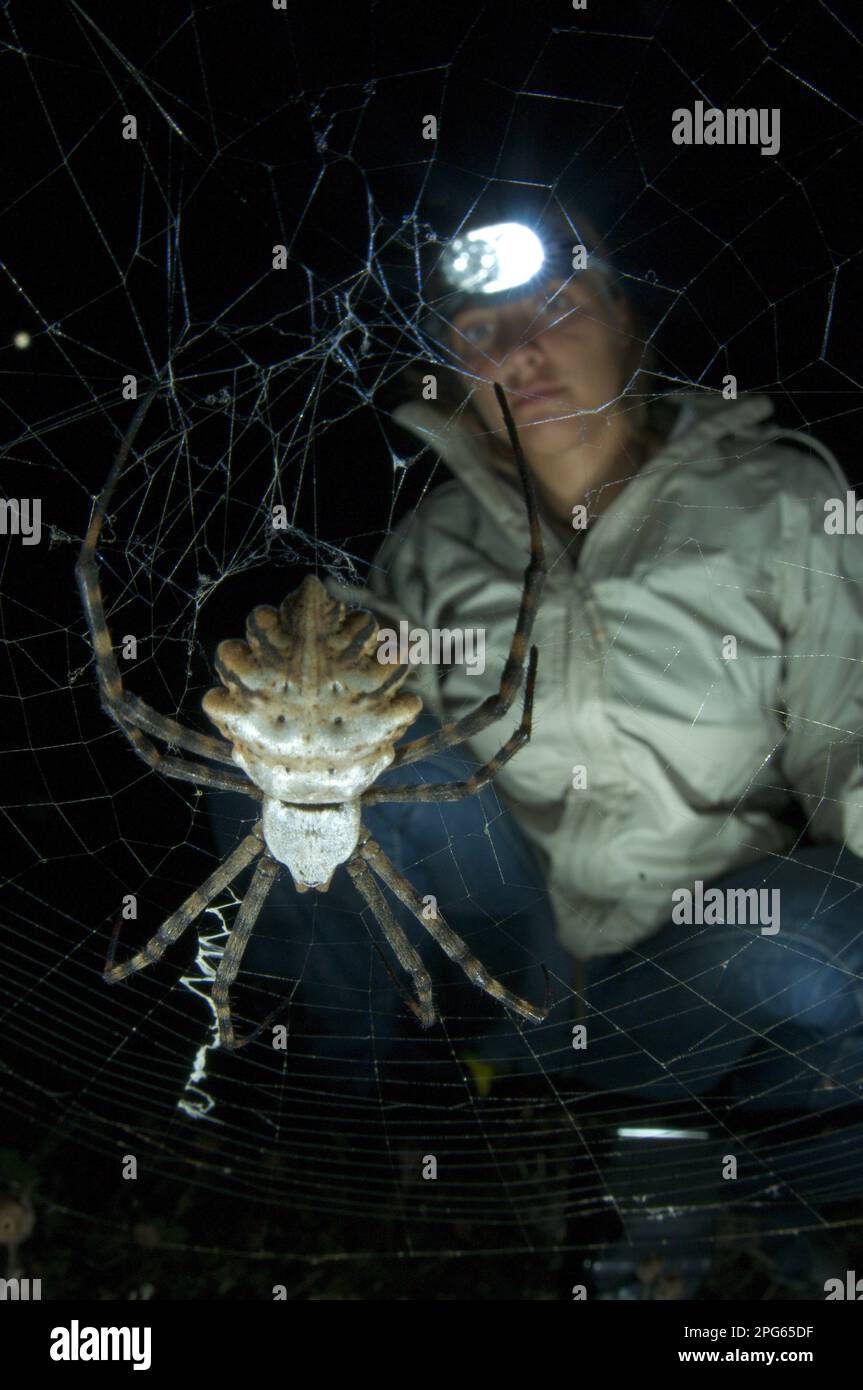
[1,0,863,1302]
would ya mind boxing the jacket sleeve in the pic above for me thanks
[776,464,863,854]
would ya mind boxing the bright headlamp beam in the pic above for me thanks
[441,222,546,295]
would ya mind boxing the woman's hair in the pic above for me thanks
[401,194,660,463]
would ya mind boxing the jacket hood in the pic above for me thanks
[390,390,783,543]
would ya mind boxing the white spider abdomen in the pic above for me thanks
[262,796,360,891]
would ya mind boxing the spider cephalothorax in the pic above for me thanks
[202,577,421,890]
[77,382,549,1047]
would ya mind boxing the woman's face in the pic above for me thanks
[447,272,636,460]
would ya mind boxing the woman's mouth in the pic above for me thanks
[512,385,568,414]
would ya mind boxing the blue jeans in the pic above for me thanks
[208,715,863,1115]
[580,845,863,1113]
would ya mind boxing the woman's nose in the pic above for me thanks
[494,318,544,370]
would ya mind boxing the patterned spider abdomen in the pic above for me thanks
[202,575,421,887]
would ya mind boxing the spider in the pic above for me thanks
[76,382,549,1049]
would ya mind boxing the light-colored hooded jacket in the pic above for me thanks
[330,390,863,961]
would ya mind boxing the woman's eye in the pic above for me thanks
[539,291,573,317]
[461,320,493,347]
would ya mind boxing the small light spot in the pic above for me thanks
[13,331,31,350]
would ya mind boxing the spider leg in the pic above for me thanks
[120,693,239,768]
[77,556,253,792]
[345,853,436,1028]
[104,829,263,983]
[76,391,252,793]
[212,853,282,1050]
[391,381,545,770]
[369,940,433,1028]
[359,834,549,1025]
[106,714,260,797]
[363,646,537,806]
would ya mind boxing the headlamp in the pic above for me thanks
[440,222,548,295]
[422,218,614,351]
